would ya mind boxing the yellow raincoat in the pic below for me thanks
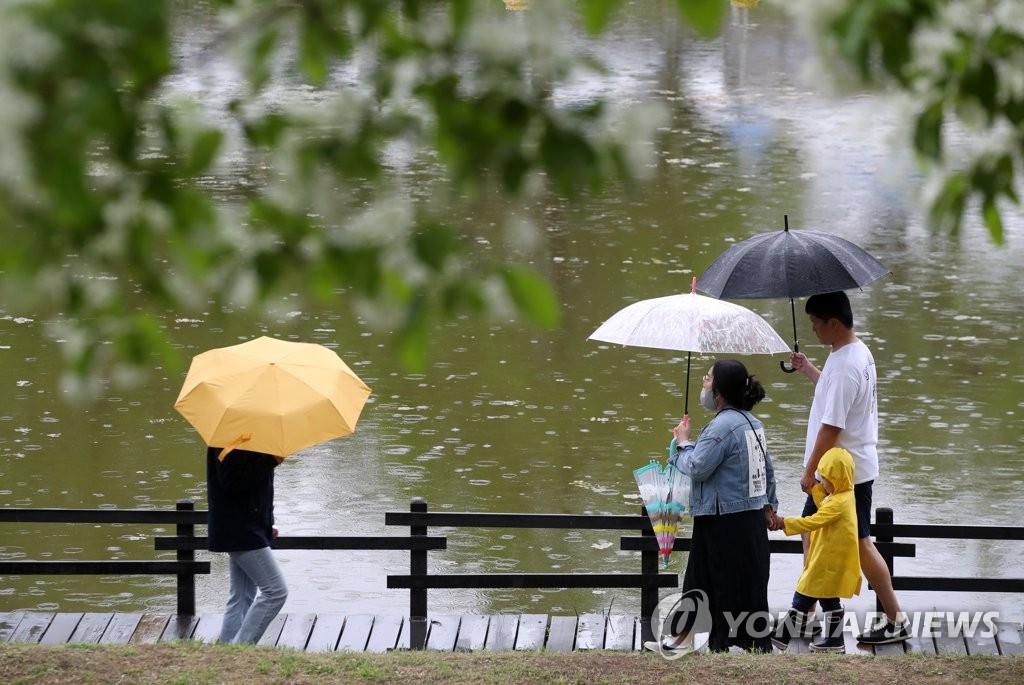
[783,447,862,599]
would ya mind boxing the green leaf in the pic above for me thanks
[982,198,1004,246]
[929,174,967,237]
[674,0,727,39]
[299,23,330,85]
[414,222,462,272]
[500,266,560,328]
[187,129,223,175]
[913,101,943,161]
[441,281,487,316]
[582,0,620,34]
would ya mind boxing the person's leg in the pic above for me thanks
[854,481,909,643]
[219,553,257,643]
[653,516,711,650]
[230,547,288,644]
[798,495,818,619]
[860,538,903,619]
[818,597,842,613]
[719,510,772,653]
[853,481,904,620]
[791,592,817,614]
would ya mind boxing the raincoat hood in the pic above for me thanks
[817,447,854,494]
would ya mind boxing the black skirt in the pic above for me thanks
[679,508,772,652]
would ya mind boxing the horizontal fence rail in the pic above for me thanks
[0,501,211,615]
[383,512,650,530]
[3,501,1024,649]
[619,537,918,558]
[0,508,209,525]
[872,508,1024,599]
[155,536,448,552]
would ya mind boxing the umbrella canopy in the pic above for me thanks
[696,215,890,370]
[696,216,890,300]
[588,277,789,413]
[174,336,372,459]
[634,457,691,569]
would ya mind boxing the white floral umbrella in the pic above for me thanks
[588,277,789,414]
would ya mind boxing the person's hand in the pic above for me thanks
[774,515,785,531]
[272,525,280,539]
[789,351,807,372]
[800,471,816,493]
[673,414,691,443]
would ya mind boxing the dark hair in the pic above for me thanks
[805,291,853,328]
[711,359,765,411]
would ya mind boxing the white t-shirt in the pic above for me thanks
[804,339,879,484]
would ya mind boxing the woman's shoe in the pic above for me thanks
[643,636,695,656]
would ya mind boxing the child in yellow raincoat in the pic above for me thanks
[772,447,861,652]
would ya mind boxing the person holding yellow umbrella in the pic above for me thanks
[206,445,287,644]
[176,336,372,644]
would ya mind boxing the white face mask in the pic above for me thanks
[699,387,718,412]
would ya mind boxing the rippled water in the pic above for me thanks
[2,3,1023,621]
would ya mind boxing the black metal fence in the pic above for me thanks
[1,501,1021,649]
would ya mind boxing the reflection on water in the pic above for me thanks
[2,3,1024,621]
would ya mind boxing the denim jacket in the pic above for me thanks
[670,407,778,517]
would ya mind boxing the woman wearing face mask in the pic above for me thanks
[652,359,779,654]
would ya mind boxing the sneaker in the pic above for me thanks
[857,618,910,644]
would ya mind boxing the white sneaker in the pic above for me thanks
[643,638,696,657]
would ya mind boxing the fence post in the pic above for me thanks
[175,500,197,616]
[639,505,658,644]
[874,507,894,617]
[409,497,428,649]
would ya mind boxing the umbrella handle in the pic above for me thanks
[781,297,799,373]
[780,339,799,374]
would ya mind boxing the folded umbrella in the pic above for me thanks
[634,455,691,569]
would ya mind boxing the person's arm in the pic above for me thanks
[679,432,729,481]
[781,490,843,535]
[800,423,841,493]
[789,352,821,385]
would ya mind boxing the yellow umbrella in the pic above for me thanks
[174,336,372,460]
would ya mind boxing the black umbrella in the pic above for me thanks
[696,215,890,372]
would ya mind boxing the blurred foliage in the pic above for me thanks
[0,0,1017,398]
[795,0,1024,243]
[0,0,679,396]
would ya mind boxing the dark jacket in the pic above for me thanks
[206,447,279,552]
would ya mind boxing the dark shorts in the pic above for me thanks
[801,480,873,539]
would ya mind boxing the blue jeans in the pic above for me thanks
[219,547,288,644]
[792,591,841,614]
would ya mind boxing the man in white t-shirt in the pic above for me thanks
[790,291,909,645]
